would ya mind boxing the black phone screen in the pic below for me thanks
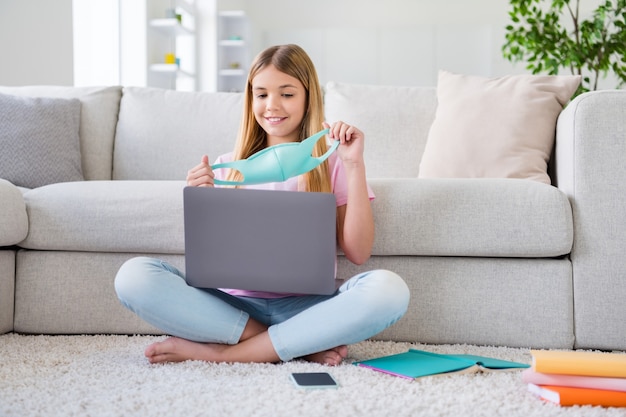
[290,372,338,388]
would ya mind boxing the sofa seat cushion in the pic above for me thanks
[21,181,185,253]
[0,179,28,246]
[368,178,573,257]
[21,178,572,258]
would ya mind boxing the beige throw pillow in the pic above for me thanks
[418,71,581,184]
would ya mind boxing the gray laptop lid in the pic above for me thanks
[183,186,337,295]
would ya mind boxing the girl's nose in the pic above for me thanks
[266,94,279,111]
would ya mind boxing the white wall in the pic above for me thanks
[0,0,74,86]
[0,0,611,89]
[236,0,522,86]
[222,0,607,87]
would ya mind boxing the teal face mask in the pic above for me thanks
[211,128,338,186]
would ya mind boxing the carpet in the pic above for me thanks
[1,334,624,417]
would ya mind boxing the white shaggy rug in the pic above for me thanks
[1,334,625,417]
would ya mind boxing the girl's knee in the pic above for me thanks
[114,256,162,299]
[341,269,410,332]
[372,269,410,310]
[350,269,410,314]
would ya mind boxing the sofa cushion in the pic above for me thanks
[0,179,28,246]
[0,250,16,334]
[21,178,572,258]
[0,86,122,181]
[368,178,573,257]
[324,81,437,178]
[418,71,581,185]
[113,87,243,180]
[0,93,83,188]
[13,250,178,334]
[21,181,185,253]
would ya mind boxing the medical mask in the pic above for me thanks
[211,129,338,186]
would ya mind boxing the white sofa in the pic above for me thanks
[1,83,625,351]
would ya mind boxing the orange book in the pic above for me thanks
[528,384,626,407]
[531,350,626,378]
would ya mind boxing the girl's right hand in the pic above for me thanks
[186,155,215,187]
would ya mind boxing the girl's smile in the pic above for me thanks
[266,116,287,125]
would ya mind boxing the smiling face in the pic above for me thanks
[251,64,307,146]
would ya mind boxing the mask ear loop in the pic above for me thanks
[211,159,249,186]
[317,136,339,160]
[298,128,338,161]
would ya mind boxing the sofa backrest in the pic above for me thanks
[0,85,122,181]
[1,83,439,183]
[113,87,243,180]
[324,82,437,178]
[114,83,439,181]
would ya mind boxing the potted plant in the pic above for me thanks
[502,0,626,97]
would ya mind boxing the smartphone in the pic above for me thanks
[290,372,339,389]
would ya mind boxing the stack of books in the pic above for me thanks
[525,350,626,407]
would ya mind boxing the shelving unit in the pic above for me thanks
[217,10,250,92]
[147,1,197,91]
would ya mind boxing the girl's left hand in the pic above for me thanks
[323,121,365,166]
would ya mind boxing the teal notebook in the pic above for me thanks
[354,349,529,380]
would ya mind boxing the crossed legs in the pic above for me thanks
[115,257,409,366]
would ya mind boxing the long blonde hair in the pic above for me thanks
[227,44,331,193]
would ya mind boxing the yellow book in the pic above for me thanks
[531,350,626,378]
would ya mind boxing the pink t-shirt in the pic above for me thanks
[211,151,375,299]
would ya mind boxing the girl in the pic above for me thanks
[114,44,410,366]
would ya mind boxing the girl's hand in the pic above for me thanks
[186,155,215,187]
[323,121,365,166]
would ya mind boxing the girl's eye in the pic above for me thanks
[256,94,267,99]
[282,93,294,98]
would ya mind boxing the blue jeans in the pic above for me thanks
[114,257,410,361]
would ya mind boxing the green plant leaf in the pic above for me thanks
[502,0,626,97]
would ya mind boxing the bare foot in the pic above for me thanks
[145,337,347,366]
[144,337,228,364]
[303,345,348,366]
[144,332,280,364]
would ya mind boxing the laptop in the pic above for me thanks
[183,186,338,295]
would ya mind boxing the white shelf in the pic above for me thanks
[176,0,196,15]
[149,18,194,36]
[219,69,245,76]
[219,39,245,47]
[218,10,245,17]
[150,64,194,78]
[150,63,178,72]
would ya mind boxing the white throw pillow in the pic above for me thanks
[418,71,581,184]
